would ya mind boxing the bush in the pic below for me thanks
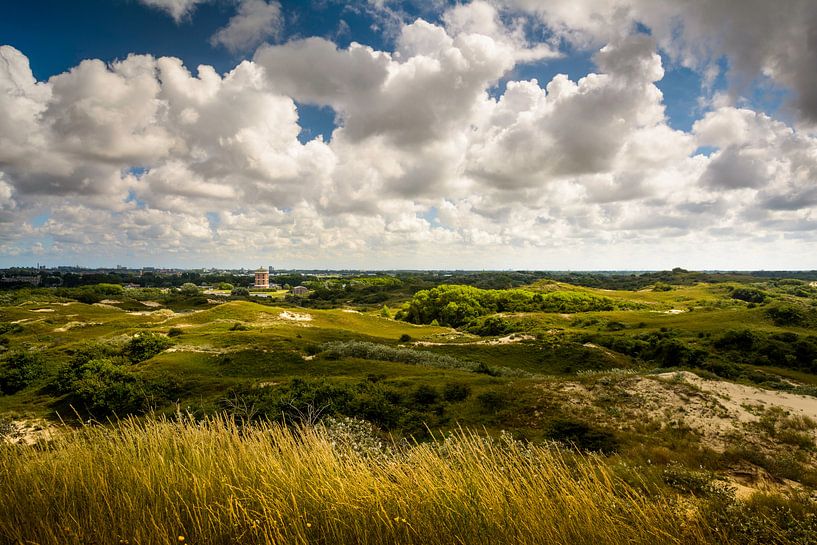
[443,382,471,402]
[124,332,173,363]
[466,315,513,336]
[547,418,618,454]
[167,327,184,337]
[477,391,505,412]
[766,303,805,326]
[398,334,412,342]
[730,287,767,304]
[231,287,250,297]
[179,283,201,296]
[0,352,45,395]
[412,385,439,406]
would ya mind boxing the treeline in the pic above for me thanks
[545,268,817,290]
[395,284,630,327]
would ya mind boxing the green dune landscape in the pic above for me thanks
[2,271,817,543]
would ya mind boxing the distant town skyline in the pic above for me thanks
[2,1,817,269]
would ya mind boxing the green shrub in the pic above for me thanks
[443,382,471,402]
[476,391,506,412]
[766,303,805,326]
[412,385,439,406]
[231,287,250,297]
[179,283,201,296]
[399,334,412,342]
[730,287,767,304]
[167,327,184,337]
[0,322,23,336]
[124,332,173,363]
[0,352,45,395]
[546,418,618,454]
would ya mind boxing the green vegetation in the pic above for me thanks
[396,284,628,327]
[2,271,817,542]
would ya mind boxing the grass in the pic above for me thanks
[0,414,721,545]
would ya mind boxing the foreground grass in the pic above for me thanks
[0,416,723,545]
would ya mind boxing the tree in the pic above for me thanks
[231,286,250,297]
[179,282,201,296]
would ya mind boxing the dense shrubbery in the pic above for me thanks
[766,302,807,326]
[546,418,619,454]
[123,332,174,363]
[585,331,707,369]
[321,341,533,377]
[713,329,817,373]
[0,352,45,395]
[730,286,768,304]
[53,340,179,416]
[396,284,625,327]
[221,378,445,435]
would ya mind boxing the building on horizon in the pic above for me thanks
[254,267,269,288]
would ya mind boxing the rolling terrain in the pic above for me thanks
[2,273,817,543]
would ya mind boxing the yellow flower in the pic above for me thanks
[178,536,185,543]
[306,523,312,528]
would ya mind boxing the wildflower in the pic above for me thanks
[306,522,312,528]
[178,536,185,543]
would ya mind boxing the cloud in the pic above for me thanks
[139,0,207,22]
[210,0,283,53]
[3,1,817,267]
[501,0,817,124]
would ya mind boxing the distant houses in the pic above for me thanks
[292,285,308,296]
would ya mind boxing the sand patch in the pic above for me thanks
[53,321,102,332]
[30,308,54,313]
[1,419,59,446]
[279,311,312,322]
[141,301,162,307]
[414,333,533,347]
[477,334,536,345]
[542,371,817,453]
[128,308,177,318]
[99,299,122,304]
[92,303,123,311]
[166,344,231,354]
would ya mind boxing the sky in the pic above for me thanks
[1,0,817,270]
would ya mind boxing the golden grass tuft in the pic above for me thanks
[0,415,718,544]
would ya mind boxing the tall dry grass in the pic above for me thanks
[0,415,717,544]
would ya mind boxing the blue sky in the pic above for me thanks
[1,1,734,137]
[1,0,816,269]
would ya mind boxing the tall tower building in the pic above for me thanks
[254,267,269,288]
